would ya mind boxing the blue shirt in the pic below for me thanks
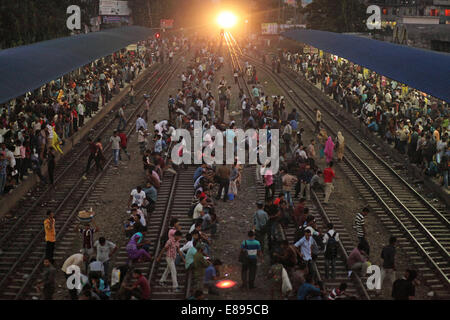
[297,282,321,300]
[193,167,203,182]
[294,236,315,261]
[254,210,269,231]
[142,186,157,202]
[204,265,216,283]
[154,139,164,153]
[368,121,379,132]
[136,117,147,132]
[0,159,7,175]
[241,239,261,260]
[185,247,197,269]
[290,119,298,131]
[225,129,235,145]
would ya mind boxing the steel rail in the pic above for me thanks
[241,51,450,288]
[280,63,449,227]
[0,64,162,247]
[11,58,183,299]
[227,36,371,299]
[147,172,178,293]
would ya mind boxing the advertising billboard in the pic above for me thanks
[261,23,279,35]
[160,19,174,29]
[99,0,131,16]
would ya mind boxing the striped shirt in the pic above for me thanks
[328,288,344,300]
[354,213,365,237]
[241,239,261,260]
[164,238,180,260]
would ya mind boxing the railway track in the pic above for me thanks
[223,35,372,299]
[224,32,251,98]
[149,166,196,299]
[110,166,195,300]
[0,57,183,300]
[237,46,450,298]
[253,167,372,299]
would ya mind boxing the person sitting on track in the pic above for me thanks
[126,232,151,263]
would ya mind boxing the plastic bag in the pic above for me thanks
[229,180,238,195]
[281,267,292,295]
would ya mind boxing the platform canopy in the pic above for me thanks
[0,26,157,104]
[282,29,450,103]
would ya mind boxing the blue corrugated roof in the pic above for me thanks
[0,26,156,104]
[282,29,450,103]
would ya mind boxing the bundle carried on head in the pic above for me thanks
[78,209,95,224]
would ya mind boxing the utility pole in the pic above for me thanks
[278,0,281,24]
[147,0,153,28]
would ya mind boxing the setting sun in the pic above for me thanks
[216,11,238,29]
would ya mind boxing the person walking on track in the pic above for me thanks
[36,258,56,300]
[83,137,98,180]
[253,201,269,253]
[353,207,370,255]
[324,136,335,164]
[44,210,56,264]
[315,108,322,134]
[157,230,185,292]
[118,130,131,160]
[323,161,336,204]
[129,85,135,105]
[336,131,345,161]
[117,105,126,131]
[110,130,121,167]
[239,230,263,290]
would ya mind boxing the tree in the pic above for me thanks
[301,0,367,33]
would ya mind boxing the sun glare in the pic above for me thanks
[217,11,238,29]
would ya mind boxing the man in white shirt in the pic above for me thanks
[77,101,85,126]
[295,145,308,161]
[153,120,168,135]
[241,98,247,111]
[294,230,318,279]
[93,237,117,281]
[365,99,375,117]
[88,258,105,277]
[128,186,146,207]
[385,90,392,104]
[196,98,203,110]
[193,197,206,220]
[136,115,147,133]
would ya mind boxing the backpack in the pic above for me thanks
[324,231,338,259]
[238,241,249,264]
[294,225,306,243]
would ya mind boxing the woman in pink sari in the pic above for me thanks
[324,136,335,164]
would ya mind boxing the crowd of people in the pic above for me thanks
[235,42,420,300]
[0,35,184,196]
[280,48,449,189]
[36,34,422,301]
